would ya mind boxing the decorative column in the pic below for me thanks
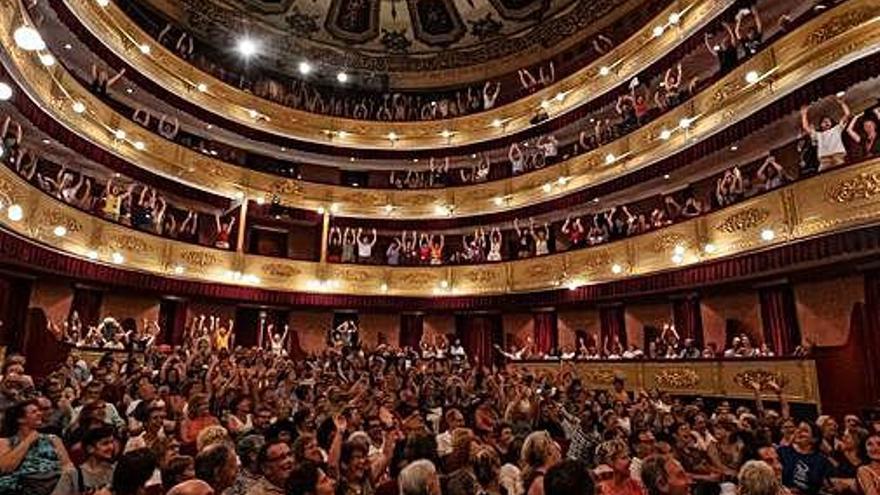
[758,284,802,355]
[672,293,705,348]
[532,309,558,355]
[235,200,249,253]
[320,211,330,262]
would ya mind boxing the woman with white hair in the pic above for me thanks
[520,431,561,495]
[738,460,783,495]
[398,459,440,495]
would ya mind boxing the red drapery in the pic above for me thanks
[0,274,32,349]
[399,313,424,351]
[861,270,880,403]
[69,286,104,330]
[456,313,501,366]
[533,311,558,355]
[672,295,704,348]
[158,298,188,346]
[599,304,627,348]
[23,307,68,377]
[759,285,802,356]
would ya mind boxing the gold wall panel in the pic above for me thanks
[62,0,733,149]
[513,359,820,404]
[2,158,880,297]
[3,0,880,219]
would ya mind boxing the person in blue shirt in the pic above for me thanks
[778,421,833,495]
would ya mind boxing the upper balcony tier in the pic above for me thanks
[58,0,732,149]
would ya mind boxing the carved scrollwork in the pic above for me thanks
[654,368,700,389]
[261,263,301,278]
[398,272,436,287]
[825,172,880,203]
[333,267,370,283]
[805,6,880,47]
[462,269,497,287]
[715,208,770,233]
[580,369,617,385]
[108,234,151,253]
[733,369,787,392]
[270,179,303,197]
[180,251,219,267]
[37,209,83,233]
[652,233,690,253]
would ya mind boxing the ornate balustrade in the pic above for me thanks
[3,0,879,219]
[510,358,820,404]
[61,0,731,149]
[1,148,879,297]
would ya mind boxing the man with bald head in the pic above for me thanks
[167,479,214,495]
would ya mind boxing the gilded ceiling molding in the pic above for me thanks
[1,153,879,298]
[61,0,733,149]
[3,0,879,220]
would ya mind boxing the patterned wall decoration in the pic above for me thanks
[325,0,382,44]
[405,0,466,47]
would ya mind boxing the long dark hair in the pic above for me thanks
[1,399,39,437]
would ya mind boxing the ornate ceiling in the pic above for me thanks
[137,0,634,86]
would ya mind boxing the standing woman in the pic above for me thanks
[0,399,71,494]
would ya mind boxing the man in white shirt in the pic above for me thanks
[436,408,465,457]
[801,96,851,171]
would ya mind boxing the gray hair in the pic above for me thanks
[399,459,438,495]
[738,460,781,495]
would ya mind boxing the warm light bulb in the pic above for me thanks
[653,25,665,37]
[133,141,145,150]
[111,252,124,264]
[197,83,207,92]
[53,225,67,237]
[7,204,23,221]
[659,129,672,140]
[745,70,760,84]
[38,53,56,66]
[236,38,258,57]
[703,243,717,254]
[760,229,775,241]
[605,153,616,164]
[139,43,151,54]
[611,264,623,274]
[0,83,12,101]
[72,101,85,113]
[13,26,46,51]
[599,66,610,76]
[87,250,99,260]
[114,129,126,140]
[336,72,348,83]
[298,61,312,75]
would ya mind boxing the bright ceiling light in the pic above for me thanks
[440,129,452,139]
[139,43,150,54]
[554,92,566,102]
[599,66,610,76]
[653,25,665,37]
[542,183,552,193]
[298,61,312,75]
[53,225,67,237]
[72,101,86,113]
[745,70,760,84]
[197,83,207,92]
[96,0,110,6]
[336,72,348,83]
[380,283,388,293]
[114,129,126,140]
[659,128,672,140]
[111,252,124,264]
[611,264,623,274]
[387,131,398,141]
[493,197,504,206]
[605,153,616,164]
[490,119,503,128]
[703,243,717,254]
[383,204,393,214]
[133,141,145,150]
[540,99,551,110]
[673,245,686,256]
[0,83,12,101]
[7,204,23,221]
[760,229,775,241]
[671,254,684,264]
[317,206,325,215]
[329,203,339,213]
[678,117,692,129]
[236,38,258,57]
[87,250,99,260]
[668,12,681,24]
[14,26,46,51]
[38,53,56,66]
[174,265,185,274]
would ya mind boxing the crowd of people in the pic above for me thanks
[0,308,876,495]
[0,113,239,250]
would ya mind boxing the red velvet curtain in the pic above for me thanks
[0,274,33,349]
[455,313,501,366]
[158,298,188,346]
[672,295,704,348]
[599,304,627,347]
[23,308,69,378]
[862,271,880,403]
[533,311,558,355]
[759,285,802,356]
[70,286,104,330]
[399,313,424,351]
